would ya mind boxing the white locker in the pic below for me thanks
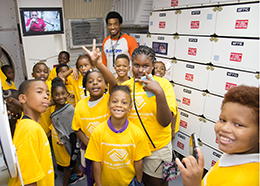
[130,33,151,47]
[215,3,259,37]
[175,36,214,64]
[151,35,176,58]
[200,145,223,170]
[207,67,259,96]
[178,109,202,137]
[177,7,217,35]
[149,11,177,34]
[211,37,259,71]
[153,0,212,10]
[200,119,220,151]
[155,57,173,80]
[172,60,210,90]
[172,131,190,157]
[173,83,206,115]
[204,93,223,122]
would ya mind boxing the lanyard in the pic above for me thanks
[111,32,121,67]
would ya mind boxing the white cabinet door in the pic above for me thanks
[211,37,259,71]
[172,131,190,157]
[215,3,259,37]
[177,7,217,35]
[200,119,220,150]
[200,145,223,170]
[151,35,176,58]
[130,33,152,47]
[172,61,210,90]
[149,11,177,34]
[175,36,214,64]
[204,93,223,122]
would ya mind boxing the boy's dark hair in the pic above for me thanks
[110,85,132,105]
[82,69,105,96]
[116,54,130,64]
[19,79,45,95]
[51,77,68,98]
[132,45,156,64]
[106,11,123,24]
[222,85,259,124]
[32,62,48,73]
[56,63,69,74]
[75,54,93,69]
[1,65,12,76]
[59,51,70,60]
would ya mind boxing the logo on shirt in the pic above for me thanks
[108,149,128,161]
[134,96,146,110]
[87,122,100,134]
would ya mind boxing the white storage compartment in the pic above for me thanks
[173,83,206,115]
[172,131,190,157]
[172,60,210,90]
[149,10,177,34]
[175,36,213,64]
[130,33,152,47]
[200,145,223,170]
[207,67,259,96]
[151,34,176,58]
[178,109,202,136]
[211,37,259,71]
[177,7,217,35]
[204,93,223,122]
[155,56,174,81]
[215,3,259,37]
[200,119,220,151]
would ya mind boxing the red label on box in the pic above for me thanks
[191,21,200,29]
[235,20,248,29]
[171,0,178,6]
[159,21,166,28]
[188,47,197,56]
[230,52,242,62]
[53,64,58,68]
[182,97,191,106]
[225,82,237,90]
[211,160,216,167]
[215,138,218,144]
[185,73,194,82]
[137,42,140,47]
[180,120,188,129]
[177,141,184,150]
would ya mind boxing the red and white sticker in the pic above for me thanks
[159,21,166,28]
[188,47,197,56]
[235,20,249,29]
[137,42,140,47]
[185,73,194,82]
[182,97,191,106]
[191,21,200,29]
[215,138,218,144]
[180,120,188,129]
[211,160,216,167]
[225,82,237,91]
[230,52,242,62]
[177,141,184,150]
[171,0,178,7]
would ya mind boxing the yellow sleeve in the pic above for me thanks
[84,128,102,162]
[39,107,52,134]
[2,80,16,90]
[134,127,151,161]
[71,105,81,131]
[48,67,57,81]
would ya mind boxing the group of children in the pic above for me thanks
[3,39,259,186]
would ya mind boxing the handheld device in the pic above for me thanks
[189,133,199,161]
[140,74,155,97]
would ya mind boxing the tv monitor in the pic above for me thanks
[20,7,64,36]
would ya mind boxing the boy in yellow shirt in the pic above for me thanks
[114,54,131,85]
[8,79,54,186]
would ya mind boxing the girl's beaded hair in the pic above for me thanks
[51,77,68,98]
[132,45,156,64]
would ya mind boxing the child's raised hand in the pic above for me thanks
[72,68,79,80]
[135,71,163,96]
[57,141,64,145]
[57,71,66,84]
[82,39,102,67]
[175,148,204,186]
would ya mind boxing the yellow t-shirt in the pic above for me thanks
[123,76,179,151]
[0,69,6,83]
[67,74,85,105]
[71,93,110,139]
[85,120,151,185]
[66,82,76,107]
[8,118,54,186]
[2,80,16,90]
[47,67,57,81]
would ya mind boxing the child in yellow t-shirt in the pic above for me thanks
[49,78,84,186]
[1,65,16,90]
[8,79,54,186]
[176,85,259,186]
[48,51,71,81]
[114,53,131,85]
[85,85,151,185]
[152,60,179,140]
[72,42,117,186]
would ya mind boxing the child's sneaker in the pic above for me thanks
[69,172,85,185]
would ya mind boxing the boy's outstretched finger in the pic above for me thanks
[92,39,96,51]
[82,46,90,55]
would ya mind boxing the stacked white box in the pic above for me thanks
[200,119,220,150]
[130,33,151,47]
[200,144,223,170]
[172,131,190,157]
[204,93,223,122]
[153,0,212,10]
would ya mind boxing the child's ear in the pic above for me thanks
[129,103,133,111]
[107,102,110,110]
[18,94,26,104]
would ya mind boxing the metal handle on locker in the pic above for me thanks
[171,60,177,64]
[206,66,214,71]
[213,6,223,12]
[146,34,151,38]
[175,10,181,14]
[255,74,260,80]
[150,12,152,16]
[171,83,175,87]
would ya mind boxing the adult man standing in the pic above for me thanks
[102,11,137,75]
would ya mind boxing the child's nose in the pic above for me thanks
[220,122,232,133]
